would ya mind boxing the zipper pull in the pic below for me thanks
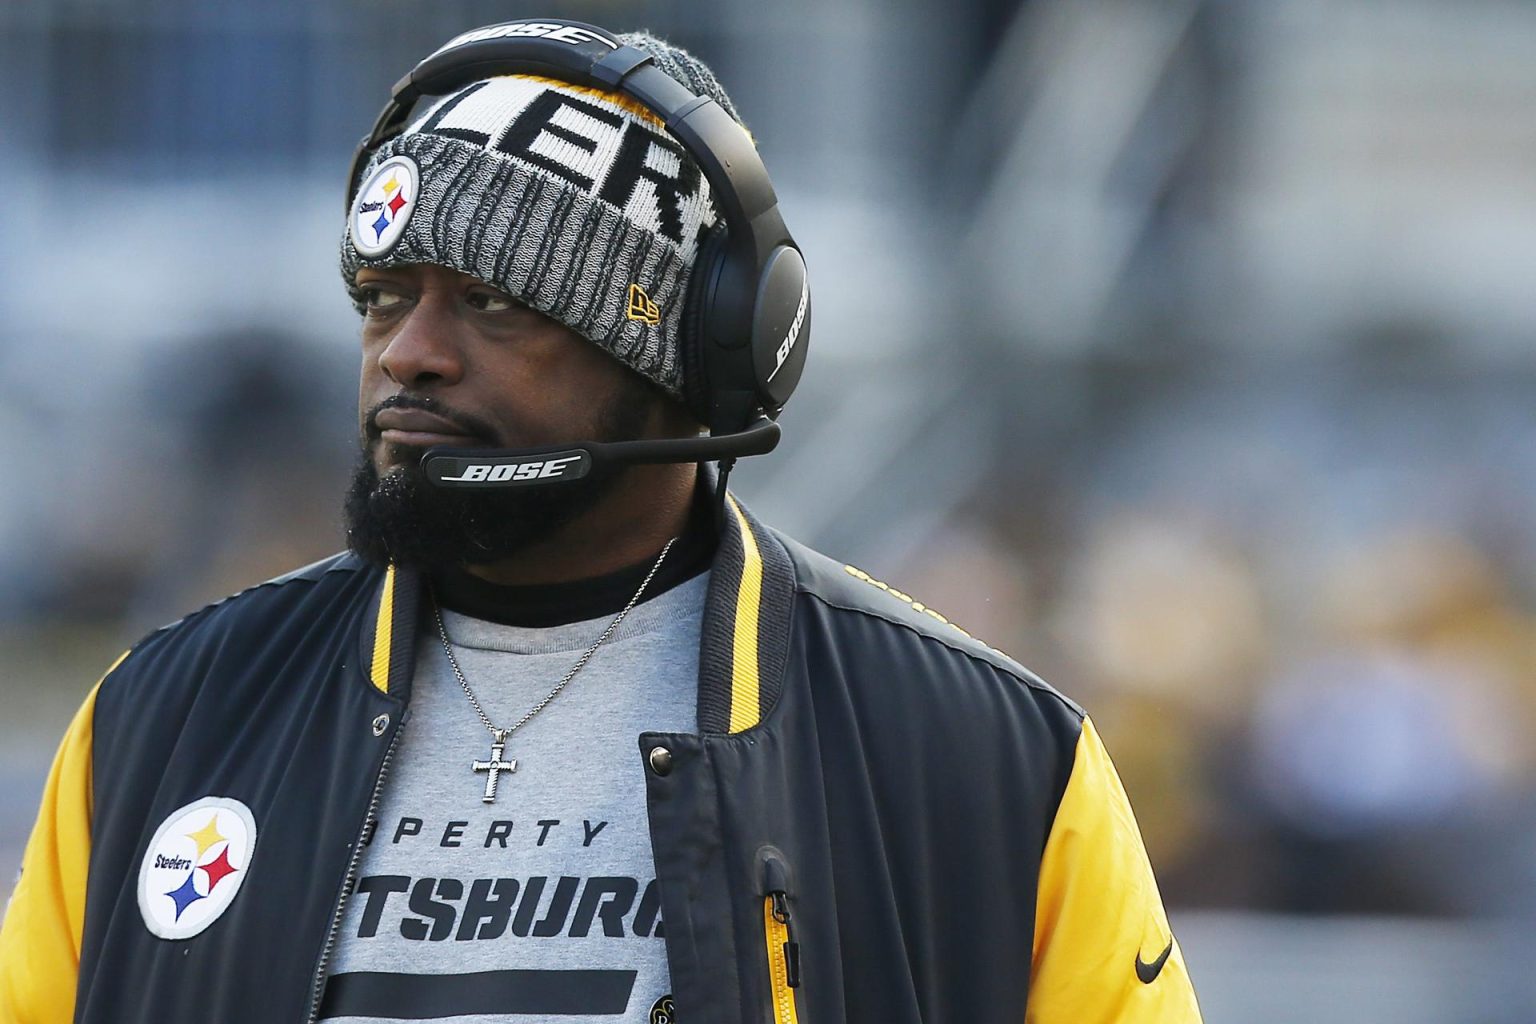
[769,891,801,987]
[760,847,802,989]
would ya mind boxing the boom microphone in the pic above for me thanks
[421,416,780,488]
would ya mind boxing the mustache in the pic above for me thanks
[364,394,499,444]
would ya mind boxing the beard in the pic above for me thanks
[344,386,653,572]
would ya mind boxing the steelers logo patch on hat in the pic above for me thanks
[350,155,420,257]
[137,796,258,940]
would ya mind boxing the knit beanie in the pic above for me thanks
[340,31,746,402]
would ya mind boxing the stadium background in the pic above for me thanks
[4,0,1535,1018]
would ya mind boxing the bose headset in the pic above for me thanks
[344,18,811,491]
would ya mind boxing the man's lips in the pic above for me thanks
[373,408,488,448]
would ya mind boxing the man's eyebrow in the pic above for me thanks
[354,270,412,286]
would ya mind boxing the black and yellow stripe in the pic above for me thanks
[695,494,794,734]
[369,565,397,694]
[726,496,765,732]
[359,564,419,699]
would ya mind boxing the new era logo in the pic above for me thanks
[627,283,661,325]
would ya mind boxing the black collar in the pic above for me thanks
[429,527,714,628]
[428,488,717,628]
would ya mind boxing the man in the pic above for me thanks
[0,19,1200,1024]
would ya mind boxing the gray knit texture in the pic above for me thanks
[340,31,746,400]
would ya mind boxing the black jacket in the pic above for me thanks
[0,496,1200,1023]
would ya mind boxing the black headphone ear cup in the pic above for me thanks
[749,245,810,411]
[680,223,731,425]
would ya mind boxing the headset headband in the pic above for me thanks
[347,19,791,277]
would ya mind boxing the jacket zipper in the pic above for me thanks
[759,848,802,1024]
[305,714,405,1023]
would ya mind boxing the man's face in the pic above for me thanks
[344,262,661,570]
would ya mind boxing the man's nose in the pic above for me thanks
[376,301,466,389]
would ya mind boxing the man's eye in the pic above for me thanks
[467,290,518,313]
[359,286,407,312]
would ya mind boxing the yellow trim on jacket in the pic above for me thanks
[369,565,396,694]
[726,495,764,733]
[1028,716,1202,1022]
[0,651,125,1024]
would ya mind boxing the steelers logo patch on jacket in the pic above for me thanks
[137,796,259,939]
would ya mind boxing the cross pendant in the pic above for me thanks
[472,729,516,803]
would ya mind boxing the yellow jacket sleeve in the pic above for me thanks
[1028,716,1202,1022]
[0,665,114,1024]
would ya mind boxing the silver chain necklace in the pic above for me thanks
[432,538,675,803]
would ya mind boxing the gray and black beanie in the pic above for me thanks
[340,31,747,402]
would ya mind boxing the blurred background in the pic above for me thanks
[4,0,1536,1018]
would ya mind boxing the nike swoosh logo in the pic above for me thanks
[1135,938,1173,984]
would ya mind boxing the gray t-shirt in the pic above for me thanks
[320,572,705,1024]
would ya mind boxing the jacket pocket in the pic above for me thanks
[758,847,802,1024]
